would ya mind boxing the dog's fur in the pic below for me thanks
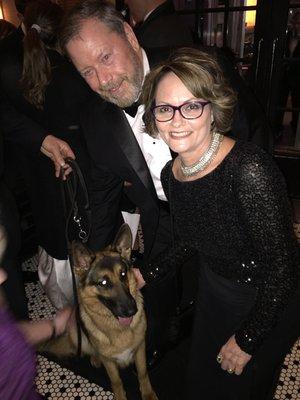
[41,224,157,400]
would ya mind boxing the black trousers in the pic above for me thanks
[185,263,300,400]
[0,181,27,319]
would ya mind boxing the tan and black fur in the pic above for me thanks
[41,224,157,400]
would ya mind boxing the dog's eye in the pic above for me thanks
[120,270,126,279]
[98,279,107,287]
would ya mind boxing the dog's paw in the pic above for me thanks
[142,392,159,400]
[113,389,127,400]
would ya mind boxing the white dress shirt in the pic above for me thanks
[124,49,172,202]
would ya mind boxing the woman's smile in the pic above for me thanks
[169,131,193,139]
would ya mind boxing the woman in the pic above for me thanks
[0,0,91,308]
[142,48,300,400]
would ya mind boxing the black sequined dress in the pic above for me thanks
[161,140,299,399]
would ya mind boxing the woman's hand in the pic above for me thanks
[133,267,146,289]
[217,335,252,375]
[40,134,75,179]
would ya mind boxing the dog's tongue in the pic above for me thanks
[117,316,133,326]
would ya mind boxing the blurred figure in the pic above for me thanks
[0,20,16,40]
[0,127,27,319]
[0,6,26,322]
[0,231,72,400]
[275,11,300,139]
[125,0,193,48]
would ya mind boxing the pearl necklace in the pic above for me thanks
[180,132,224,177]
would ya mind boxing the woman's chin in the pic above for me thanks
[169,144,189,155]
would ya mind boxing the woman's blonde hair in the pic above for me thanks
[142,47,237,138]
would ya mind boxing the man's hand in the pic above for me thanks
[217,335,252,375]
[41,135,75,179]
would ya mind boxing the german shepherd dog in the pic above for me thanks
[42,224,158,400]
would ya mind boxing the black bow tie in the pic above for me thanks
[123,101,139,117]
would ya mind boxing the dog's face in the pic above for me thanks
[72,224,138,326]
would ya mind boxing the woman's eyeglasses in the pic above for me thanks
[151,101,211,122]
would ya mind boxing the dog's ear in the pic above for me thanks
[71,241,94,279]
[113,224,132,261]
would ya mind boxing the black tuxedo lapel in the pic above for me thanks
[105,103,157,201]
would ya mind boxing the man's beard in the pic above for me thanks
[97,46,144,108]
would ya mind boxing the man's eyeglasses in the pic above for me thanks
[151,101,211,122]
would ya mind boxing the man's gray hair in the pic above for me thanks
[60,0,125,52]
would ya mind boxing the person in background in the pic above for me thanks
[124,0,193,48]
[0,0,93,309]
[286,11,300,133]
[0,3,27,321]
[0,0,76,176]
[0,127,28,319]
[0,228,71,400]
[142,47,300,400]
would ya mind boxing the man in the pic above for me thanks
[125,0,194,48]
[59,0,272,360]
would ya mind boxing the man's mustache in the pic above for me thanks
[99,77,126,92]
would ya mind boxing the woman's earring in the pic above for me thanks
[211,113,215,131]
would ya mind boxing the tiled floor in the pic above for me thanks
[23,257,299,400]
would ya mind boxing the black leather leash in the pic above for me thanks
[59,158,91,358]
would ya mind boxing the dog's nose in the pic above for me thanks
[119,297,137,318]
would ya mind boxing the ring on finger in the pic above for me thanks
[216,354,223,363]
[228,368,235,374]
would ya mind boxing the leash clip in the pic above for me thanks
[73,215,88,242]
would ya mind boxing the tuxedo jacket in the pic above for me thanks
[134,0,193,48]
[81,46,272,259]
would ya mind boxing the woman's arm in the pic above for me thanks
[233,148,299,354]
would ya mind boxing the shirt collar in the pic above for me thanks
[143,7,156,22]
[142,48,150,79]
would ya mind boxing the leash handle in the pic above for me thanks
[59,158,91,358]
[60,158,91,244]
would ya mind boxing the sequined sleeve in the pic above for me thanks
[234,148,299,354]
